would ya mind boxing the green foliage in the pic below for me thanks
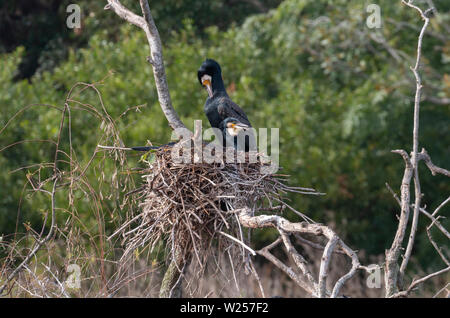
[0,0,282,79]
[1,0,449,271]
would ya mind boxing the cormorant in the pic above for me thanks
[198,59,254,151]
[198,59,252,128]
[219,117,251,151]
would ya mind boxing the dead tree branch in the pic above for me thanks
[238,207,365,298]
[391,266,450,298]
[105,0,191,298]
[418,149,450,177]
[385,1,449,297]
[257,238,316,295]
[385,150,414,295]
[105,0,187,131]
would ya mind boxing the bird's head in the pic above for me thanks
[222,118,250,137]
[198,59,222,98]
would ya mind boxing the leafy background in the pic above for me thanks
[0,0,449,292]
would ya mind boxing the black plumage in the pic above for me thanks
[197,59,252,129]
[131,141,176,152]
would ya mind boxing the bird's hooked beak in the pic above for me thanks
[201,75,213,98]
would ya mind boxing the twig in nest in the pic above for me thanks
[115,143,322,294]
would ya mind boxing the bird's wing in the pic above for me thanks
[217,98,252,127]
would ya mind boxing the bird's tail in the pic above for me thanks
[131,146,160,151]
[131,141,177,151]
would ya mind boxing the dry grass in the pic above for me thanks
[2,79,447,298]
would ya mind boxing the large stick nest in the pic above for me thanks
[117,143,320,284]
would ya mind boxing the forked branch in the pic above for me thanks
[238,207,365,298]
[385,1,449,298]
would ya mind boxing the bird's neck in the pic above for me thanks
[212,74,228,97]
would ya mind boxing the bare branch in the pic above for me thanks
[399,162,422,286]
[280,231,317,291]
[419,207,450,240]
[385,150,414,296]
[104,0,145,28]
[391,149,411,166]
[248,259,265,298]
[385,0,433,297]
[391,266,450,298]
[386,182,401,206]
[426,225,449,266]
[331,241,364,298]
[0,177,58,295]
[433,283,450,298]
[318,235,338,298]
[388,184,449,240]
[402,0,430,160]
[217,230,256,256]
[432,196,450,217]
[257,239,316,295]
[425,96,450,105]
[106,0,187,131]
[417,148,450,177]
[294,234,346,254]
[237,207,362,297]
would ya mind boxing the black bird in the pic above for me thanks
[198,59,252,129]
[198,59,254,151]
[219,117,251,150]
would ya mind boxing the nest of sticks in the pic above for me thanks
[116,143,320,284]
